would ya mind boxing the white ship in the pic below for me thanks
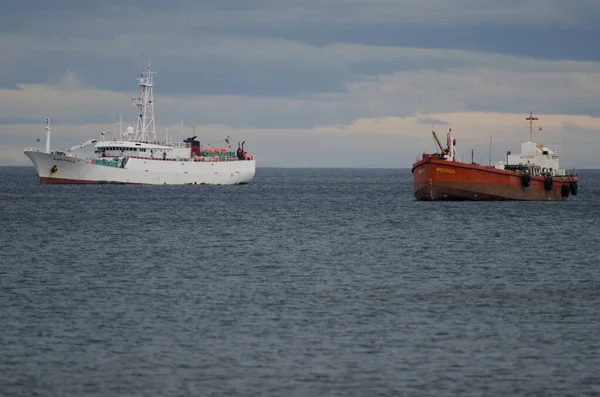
[25,65,256,185]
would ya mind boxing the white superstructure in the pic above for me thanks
[490,112,568,176]
[25,65,256,185]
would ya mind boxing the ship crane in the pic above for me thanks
[432,130,448,155]
[67,139,99,155]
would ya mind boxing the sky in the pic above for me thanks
[1,0,600,168]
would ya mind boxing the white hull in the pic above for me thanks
[25,150,256,185]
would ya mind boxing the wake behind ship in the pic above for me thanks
[25,65,256,185]
[411,112,579,201]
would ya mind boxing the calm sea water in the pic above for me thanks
[1,166,599,397]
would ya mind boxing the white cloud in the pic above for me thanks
[2,18,600,167]
[339,65,600,117]
[0,73,132,123]
[3,43,600,123]
[3,111,599,168]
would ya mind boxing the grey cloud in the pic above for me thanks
[417,116,449,126]
[9,1,600,25]
[1,0,599,98]
[4,54,600,133]
[1,0,600,168]
[5,1,600,43]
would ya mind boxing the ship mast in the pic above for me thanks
[526,111,538,142]
[117,112,126,138]
[132,63,156,142]
[45,118,51,153]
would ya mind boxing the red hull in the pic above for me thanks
[40,177,130,185]
[411,155,579,201]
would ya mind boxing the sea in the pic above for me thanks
[1,166,599,397]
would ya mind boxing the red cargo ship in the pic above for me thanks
[411,112,579,201]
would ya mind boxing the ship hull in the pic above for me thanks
[411,156,578,201]
[25,150,256,185]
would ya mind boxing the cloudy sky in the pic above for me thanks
[2,0,600,167]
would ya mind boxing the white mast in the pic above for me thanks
[180,98,184,138]
[45,118,51,153]
[132,63,156,142]
[118,112,126,138]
